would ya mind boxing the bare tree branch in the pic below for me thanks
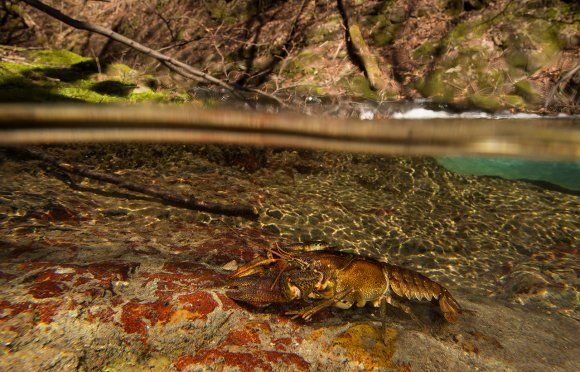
[20,0,285,105]
[544,64,580,112]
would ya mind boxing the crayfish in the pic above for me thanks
[226,242,463,327]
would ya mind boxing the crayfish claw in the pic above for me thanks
[225,272,290,306]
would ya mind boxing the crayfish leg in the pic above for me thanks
[286,288,353,320]
[437,289,462,323]
[384,295,427,332]
[379,297,388,344]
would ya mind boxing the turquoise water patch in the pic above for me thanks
[436,157,580,192]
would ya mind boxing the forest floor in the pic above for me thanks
[1,0,578,113]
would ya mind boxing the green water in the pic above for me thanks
[437,157,580,192]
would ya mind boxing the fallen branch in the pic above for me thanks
[20,0,285,106]
[544,64,580,111]
[336,0,387,91]
[9,147,259,219]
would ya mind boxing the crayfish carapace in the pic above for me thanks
[226,242,463,326]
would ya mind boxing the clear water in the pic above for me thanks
[437,157,580,192]
[0,144,577,316]
[0,109,578,370]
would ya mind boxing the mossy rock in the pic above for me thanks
[306,18,341,44]
[28,49,92,66]
[0,49,193,104]
[416,70,455,103]
[412,41,440,61]
[514,80,540,103]
[507,50,529,71]
[106,63,138,79]
[468,93,501,112]
[342,75,378,100]
[284,50,320,77]
[371,21,398,46]
[501,94,526,109]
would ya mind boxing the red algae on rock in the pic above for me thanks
[177,291,219,321]
[175,348,310,371]
[120,301,176,334]
[28,280,68,299]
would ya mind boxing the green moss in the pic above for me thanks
[514,79,540,103]
[468,93,500,112]
[28,49,91,66]
[106,63,135,76]
[477,69,505,91]
[507,50,529,70]
[501,94,526,109]
[55,86,119,103]
[371,20,398,46]
[205,0,241,24]
[0,49,192,104]
[344,75,378,100]
[284,50,319,77]
[306,18,341,44]
[412,41,439,60]
[5,2,23,13]
[416,70,440,97]
[296,84,327,96]
[129,90,190,104]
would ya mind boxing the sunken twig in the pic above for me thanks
[10,147,259,219]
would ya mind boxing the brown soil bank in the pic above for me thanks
[1,0,579,113]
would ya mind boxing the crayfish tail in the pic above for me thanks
[438,290,461,323]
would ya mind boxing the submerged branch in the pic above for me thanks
[9,147,259,219]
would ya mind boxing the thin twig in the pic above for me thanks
[20,0,284,105]
[544,64,580,110]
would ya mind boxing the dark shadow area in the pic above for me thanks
[480,175,580,197]
[0,75,84,102]
[0,0,34,45]
[336,0,367,78]
[24,59,100,83]
[236,0,309,87]
[517,179,580,197]
[0,59,104,103]
[91,80,136,97]
[234,0,272,86]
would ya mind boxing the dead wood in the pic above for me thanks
[544,64,580,112]
[20,0,285,106]
[336,0,387,91]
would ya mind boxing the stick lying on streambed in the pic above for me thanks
[7,147,259,219]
